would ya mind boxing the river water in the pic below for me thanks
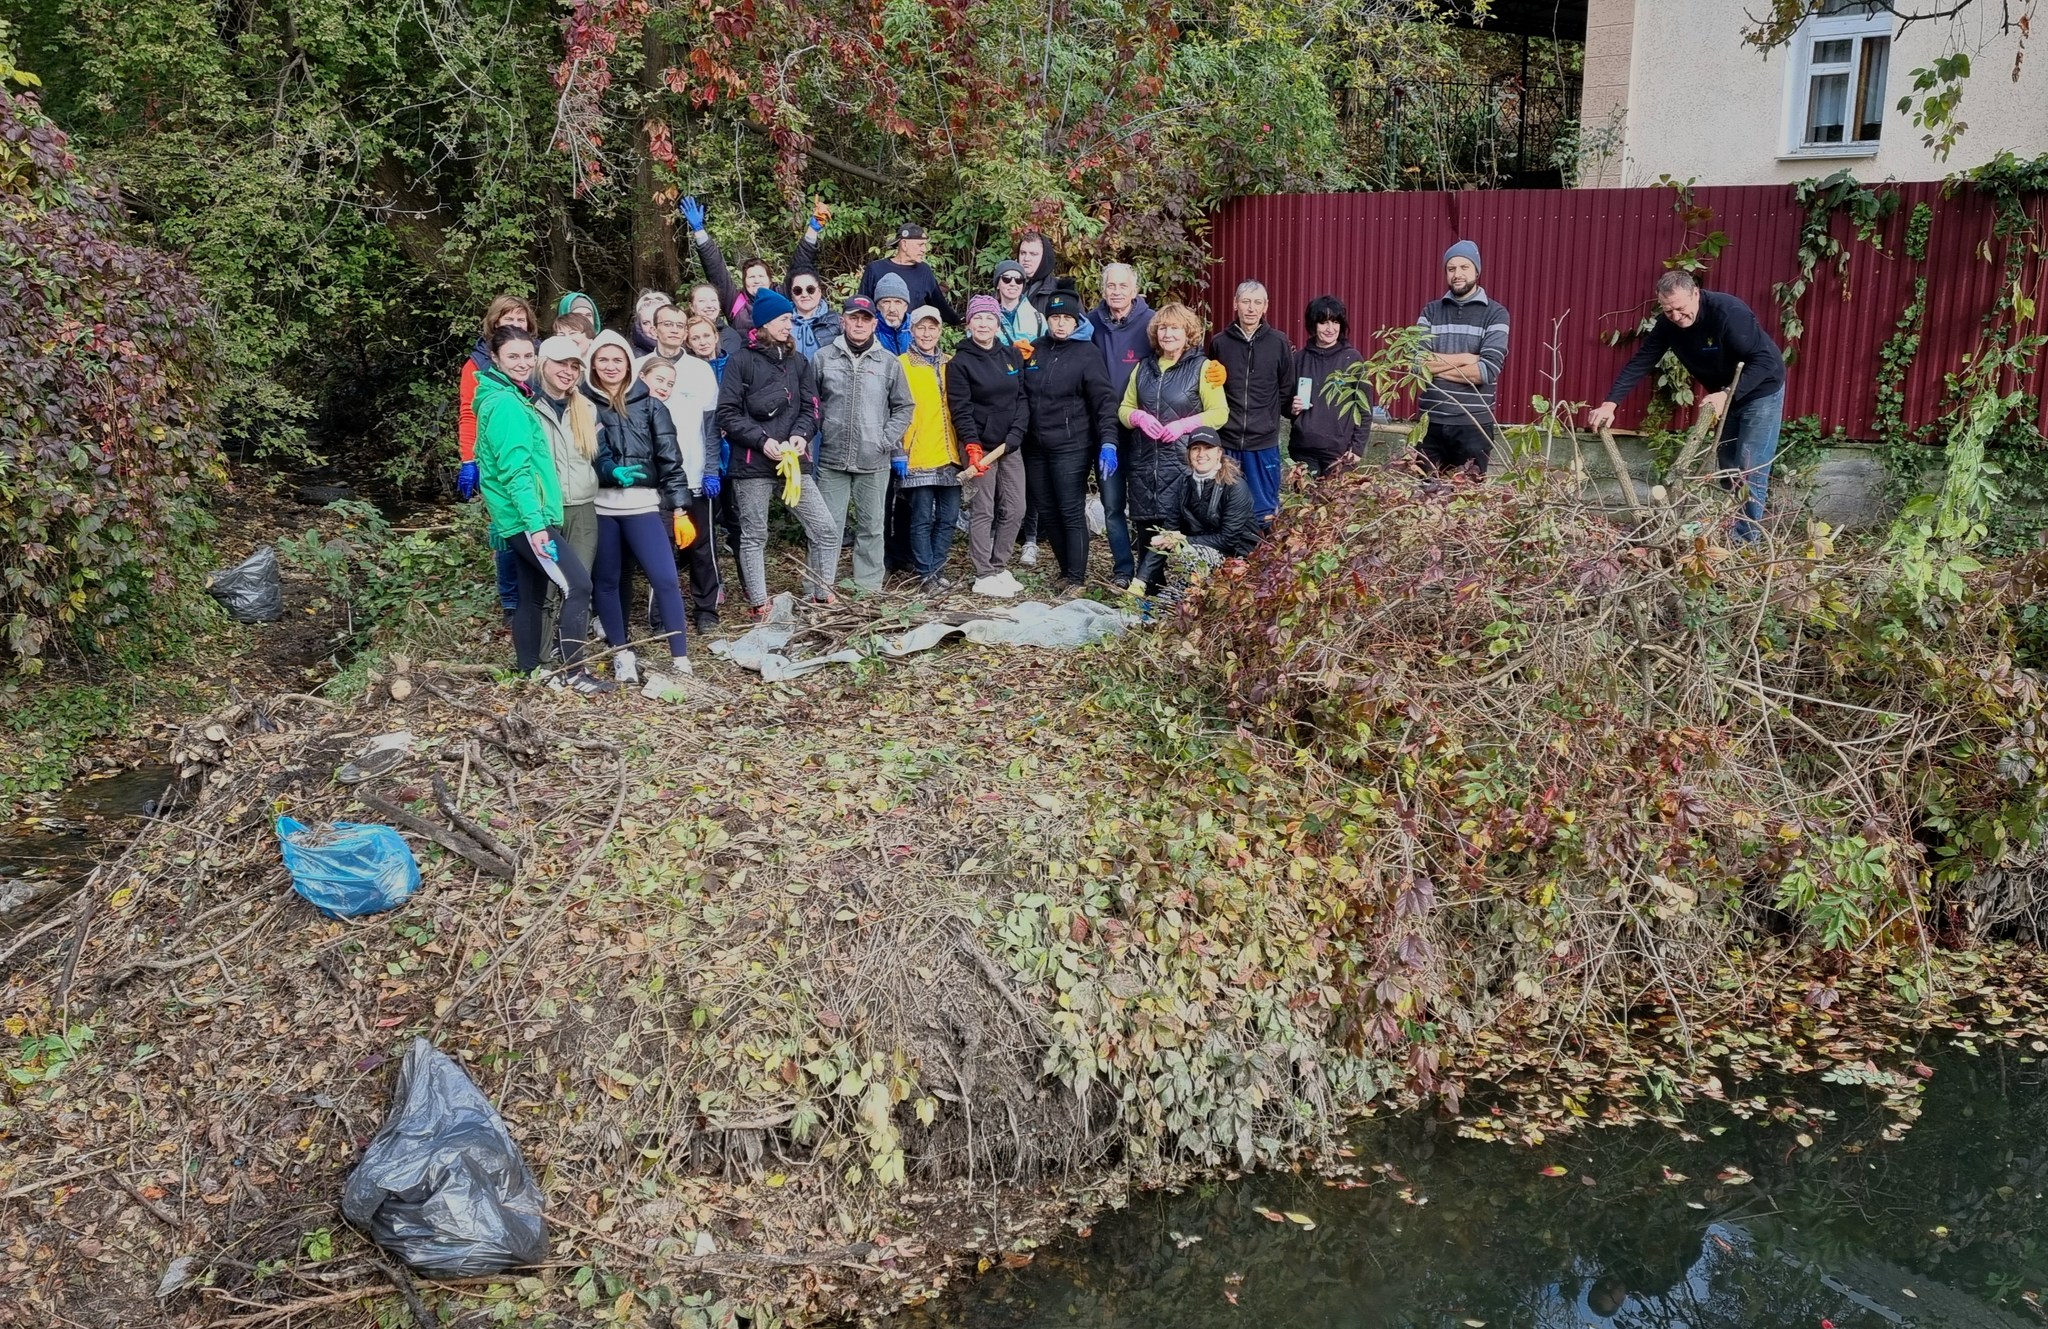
[901,1043,2048,1328]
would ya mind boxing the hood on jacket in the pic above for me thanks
[583,329,638,397]
[1019,235,1061,297]
[556,291,603,334]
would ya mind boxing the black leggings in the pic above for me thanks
[507,528,593,674]
[1024,448,1093,584]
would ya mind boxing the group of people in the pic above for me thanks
[456,200,1787,690]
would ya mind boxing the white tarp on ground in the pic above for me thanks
[709,593,1133,682]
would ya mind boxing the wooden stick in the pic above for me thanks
[430,773,517,868]
[353,789,515,880]
[1597,427,1643,513]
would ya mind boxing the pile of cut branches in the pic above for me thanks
[1161,459,2048,1091]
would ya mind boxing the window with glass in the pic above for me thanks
[1793,1,1892,150]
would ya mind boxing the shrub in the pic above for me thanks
[1155,462,2048,1061]
[0,79,220,672]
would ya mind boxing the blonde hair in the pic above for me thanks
[1148,302,1204,351]
[540,346,602,461]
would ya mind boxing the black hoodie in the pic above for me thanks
[1020,239,1062,316]
[1289,339,1371,469]
[944,339,1030,452]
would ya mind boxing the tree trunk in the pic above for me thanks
[631,25,681,296]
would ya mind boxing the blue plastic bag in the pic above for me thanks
[277,816,421,918]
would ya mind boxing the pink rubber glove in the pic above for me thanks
[1128,410,1166,440]
[1160,415,1205,443]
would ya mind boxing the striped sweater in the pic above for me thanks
[1415,287,1510,431]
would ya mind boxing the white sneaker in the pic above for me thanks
[613,649,641,685]
[972,574,1019,599]
[996,570,1024,595]
[1019,540,1039,567]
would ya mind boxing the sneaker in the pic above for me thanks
[668,657,696,676]
[809,589,839,606]
[972,573,1019,599]
[994,570,1024,595]
[567,671,618,696]
[919,574,953,595]
[694,611,721,636]
[1019,540,1039,567]
[1123,577,1146,599]
[613,649,641,686]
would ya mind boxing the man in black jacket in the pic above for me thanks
[715,291,839,609]
[858,223,962,327]
[1588,270,1786,541]
[1206,280,1293,527]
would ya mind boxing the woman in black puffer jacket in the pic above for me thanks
[584,329,693,682]
[1118,302,1229,594]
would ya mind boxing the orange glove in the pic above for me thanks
[673,509,698,548]
[1203,361,1227,388]
[964,443,985,474]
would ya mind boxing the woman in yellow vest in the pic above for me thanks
[896,306,964,592]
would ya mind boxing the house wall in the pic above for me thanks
[1576,0,2048,187]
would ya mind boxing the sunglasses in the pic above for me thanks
[998,275,1024,285]
[792,284,821,297]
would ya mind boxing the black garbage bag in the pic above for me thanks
[204,546,284,623]
[341,1038,548,1276]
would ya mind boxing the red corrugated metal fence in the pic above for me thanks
[1205,184,2048,436]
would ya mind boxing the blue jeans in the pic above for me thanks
[1229,444,1283,525]
[905,484,963,579]
[1099,432,1134,581]
[495,547,520,613]
[1717,388,1783,543]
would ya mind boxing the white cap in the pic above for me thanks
[538,334,583,363]
[909,305,943,326]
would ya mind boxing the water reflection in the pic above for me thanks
[901,1044,2048,1328]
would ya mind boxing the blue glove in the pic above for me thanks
[456,460,479,500]
[611,463,647,486]
[891,455,908,479]
[720,440,731,474]
[703,472,722,499]
[679,195,706,232]
[1099,442,1118,478]
[544,538,560,562]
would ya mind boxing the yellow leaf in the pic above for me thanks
[1539,1165,1568,1177]
[1283,1211,1315,1229]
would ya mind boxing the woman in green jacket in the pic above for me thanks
[473,324,612,693]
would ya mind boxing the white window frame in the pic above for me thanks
[1780,2,1894,160]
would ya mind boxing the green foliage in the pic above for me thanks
[7,1022,93,1086]
[0,74,221,674]
[1900,52,1971,160]
[277,499,496,646]
[1,682,131,800]
[1773,170,1899,360]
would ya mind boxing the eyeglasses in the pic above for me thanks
[792,284,820,296]
[998,275,1023,285]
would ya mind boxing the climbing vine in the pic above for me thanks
[1774,170,1899,361]
[1600,177,1727,438]
[1871,201,1933,447]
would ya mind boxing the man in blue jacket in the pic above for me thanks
[1089,263,1154,584]
[1588,270,1786,541]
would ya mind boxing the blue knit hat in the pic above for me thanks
[1443,240,1482,274]
[750,288,795,325]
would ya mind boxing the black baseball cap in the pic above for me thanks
[895,223,927,240]
[841,295,878,318]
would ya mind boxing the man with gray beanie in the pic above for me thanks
[1414,239,1510,476]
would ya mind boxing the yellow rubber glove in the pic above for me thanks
[777,449,804,507]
